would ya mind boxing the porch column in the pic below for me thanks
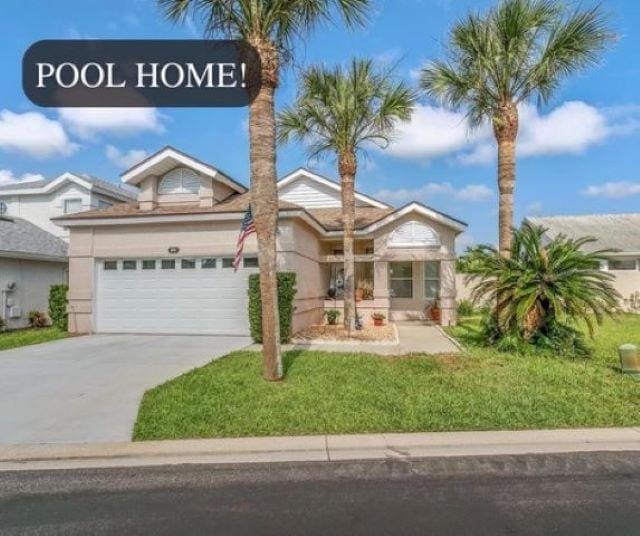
[373,260,390,313]
[440,258,457,326]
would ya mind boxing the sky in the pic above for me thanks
[1,0,639,249]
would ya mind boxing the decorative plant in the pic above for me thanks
[48,284,69,331]
[324,309,341,326]
[371,312,386,320]
[248,273,297,344]
[358,280,374,301]
[28,310,48,328]
[457,300,476,317]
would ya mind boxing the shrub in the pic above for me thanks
[248,272,297,344]
[28,310,48,328]
[0,317,4,330]
[324,309,341,325]
[48,284,69,331]
[371,312,386,320]
[457,299,476,317]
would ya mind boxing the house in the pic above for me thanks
[0,173,137,329]
[58,146,467,336]
[526,214,640,309]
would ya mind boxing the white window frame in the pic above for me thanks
[158,167,201,195]
[63,198,83,214]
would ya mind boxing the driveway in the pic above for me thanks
[0,334,250,444]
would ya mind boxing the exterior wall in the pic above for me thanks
[0,258,67,330]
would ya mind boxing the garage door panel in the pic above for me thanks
[96,259,256,335]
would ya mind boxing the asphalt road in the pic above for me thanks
[1,451,640,535]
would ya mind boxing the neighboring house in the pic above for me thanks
[58,146,467,337]
[0,173,137,329]
[526,214,640,309]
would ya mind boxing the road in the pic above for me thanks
[1,451,640,535]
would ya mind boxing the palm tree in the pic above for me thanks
[159,0,370,380]
[464,223,620,343]
[421,0,613,258]
[278,59,415,330]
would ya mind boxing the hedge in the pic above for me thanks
[49,284,69,331]
[248,272,297,344]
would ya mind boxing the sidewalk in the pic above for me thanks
[2,427,640,471]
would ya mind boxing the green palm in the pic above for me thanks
[278,59,415,329]
[421,0,613,257]
[158,0,371,380]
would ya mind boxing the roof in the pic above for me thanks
[526,214,640,253]
[0,172,137,201]
[0,216,68,261]
[307,207,395,231]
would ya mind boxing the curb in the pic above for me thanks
[1,428,640,471]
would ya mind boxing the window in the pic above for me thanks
[243,257,259,268]
[201,258,216,269]
[98,200,112,209]
[388,221,440,248]
[158,167,200,195]
[389,262,413,298]
[63,198,82,214]
[222,258,234,268]
[142,260,156,270]
[608,259,637,270]
[122,260,137,270]
[104,260,117,270]
[424,261,440,299]
[181,259,196,269]
[161,259,176,269]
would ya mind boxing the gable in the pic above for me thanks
[388,220,441,248]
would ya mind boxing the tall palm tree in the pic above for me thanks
[278,59,415,330]
[421,0,613,258]
[159,0,370,381]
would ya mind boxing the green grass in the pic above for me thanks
[134,315,640,440]
[0,327,68,351]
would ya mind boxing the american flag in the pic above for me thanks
[233,205,256,272]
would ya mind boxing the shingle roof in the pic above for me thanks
[0,173,137,200]
[307,207,395,231]
[0,179,49,191]
[526,214,640,253]
[0,217,68,260]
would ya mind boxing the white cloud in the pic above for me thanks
[105,145,148,169]
[389,101,639,165]
[374,181,492,205]
[0,170,45,186]
[0,110,77,158]
[58,108,164,139]
[583,181,640,199]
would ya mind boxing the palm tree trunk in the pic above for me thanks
[339,151,357,332]
[493,103,519,259]
[248,45,282,381]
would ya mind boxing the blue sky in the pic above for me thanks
[1,0,639,248]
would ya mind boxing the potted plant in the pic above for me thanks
[430,303,441,324]
[371,312,386,327]
[324,309,341,326]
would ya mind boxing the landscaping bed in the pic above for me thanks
[134,315,640,440]
[0,327,68,352]
[292,324,397,344]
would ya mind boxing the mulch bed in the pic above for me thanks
[292,324,396,343]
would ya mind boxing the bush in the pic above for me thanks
[324,309,341,325]
[248,273,297,344]
[457,299,476,317]
[28,310,48,328]
[0,317,4,330]
[48,285,69,331]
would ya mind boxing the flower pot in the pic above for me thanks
[430,306,441,324]
[373,317,384,327]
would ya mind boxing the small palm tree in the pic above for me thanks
[421,0,613,258]
[464,223,620,343]
[159,0,371,380]
[278,59,415,330]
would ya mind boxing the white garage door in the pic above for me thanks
[96,257,258,335]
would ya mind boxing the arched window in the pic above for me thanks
[158,168,201,195]
[388,221,440,248]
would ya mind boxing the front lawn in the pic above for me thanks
[134,315,640,440]
[0,327,68,351]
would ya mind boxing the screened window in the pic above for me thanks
[222,258,234,268]
[201,258,216,269]
[389,262,413,298]
[181,259,196,269]
[424,261,440,299]
[158,167,200,194]
[122,260,137,270]
[243,257,259,268]
[609,259,637,270]
[142,260,156,270]
[64,198,82,214]
[104,260,117,270]
[161,259,176,269]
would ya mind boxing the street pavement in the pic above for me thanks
[1,451,640,535]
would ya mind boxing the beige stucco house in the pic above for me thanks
[58,147,467,336]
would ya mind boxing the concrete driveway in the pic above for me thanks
[0,334,250,444]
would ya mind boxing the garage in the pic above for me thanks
[95,256,258,335]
